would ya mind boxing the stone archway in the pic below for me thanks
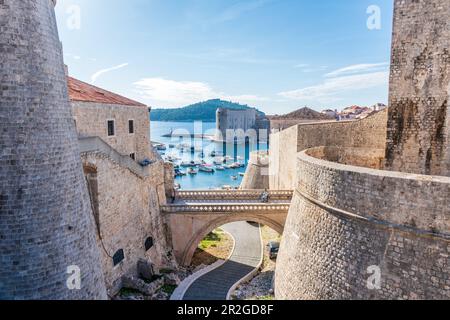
[169,213,285,266]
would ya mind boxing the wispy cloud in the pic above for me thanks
[133,77,268,107]
[279,62,390,103]
[279,71,389,103]
[294,64,328,73]
[91,63,129,84]
[325,62,388,78]
[214,0,273,24]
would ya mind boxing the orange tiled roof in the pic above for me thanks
[67,76,146,107]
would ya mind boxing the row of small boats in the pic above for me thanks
[174,163,245,177]
[175,163,216,176]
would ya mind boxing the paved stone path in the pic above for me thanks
[182,221,262,300]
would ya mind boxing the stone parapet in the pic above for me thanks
[298,147,450,236]
[275,146,450,300]
[269,109,388,190]
[162,203,291,215]
[79,136,155,178]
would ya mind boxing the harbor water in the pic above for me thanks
[151,121,268,190]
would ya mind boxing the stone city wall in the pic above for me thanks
[269,109,388,190]
[72,101,152,162]
[240,151,270,189]
[0,0,106,299]
[81,151,173,295]
[385,0,450,176]
[269,119,329,132]
[163,162,176,199]
[275,147,450,299]
[306,146,385,170]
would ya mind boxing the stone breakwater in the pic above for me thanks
[275,147,450,300]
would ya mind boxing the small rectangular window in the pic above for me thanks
[113,249,124,266]
[130,153,136,160]
[145,237,154,251]
[128,120,134,134]
[107,120,115,137]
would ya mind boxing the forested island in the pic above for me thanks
[151,99,264,122]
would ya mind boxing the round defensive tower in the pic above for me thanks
[0,0,107,299]
[240,151,269,190]
[275,0,450,300]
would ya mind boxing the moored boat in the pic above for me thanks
[155,144,167,151]
[174,168,186,177]
[199,165,215,173]
[181,161,197,167]
[187,168,198,175]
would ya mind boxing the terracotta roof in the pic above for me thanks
[67,76,146,107]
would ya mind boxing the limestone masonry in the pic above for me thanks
[215,107,269,142]
[240,151,270,190]
[0,0,106,299]
[69,78,174,295]
[385,0,450,176]
[215,108,256,142]
[269,109,388,190]
[274,0,450,300]
[2,0,450,301]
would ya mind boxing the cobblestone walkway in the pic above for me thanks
[182,221,262,300]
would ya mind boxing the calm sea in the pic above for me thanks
[151,121,268,190]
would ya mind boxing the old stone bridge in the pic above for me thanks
[162,190,292,266]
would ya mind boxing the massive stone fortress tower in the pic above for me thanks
[385,0,450,176]
[215,108,257,142]
[0,0,107,299]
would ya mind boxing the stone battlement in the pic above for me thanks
[269,109,388,190]
[298,147,450,236]
[274,0,450,300]
[276,146,450,299]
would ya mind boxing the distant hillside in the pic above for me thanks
[269,107,334,121]
[151,99,265,122]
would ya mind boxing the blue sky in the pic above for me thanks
[56,0,393,114]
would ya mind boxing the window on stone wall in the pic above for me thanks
[145,237,154,251]
[113,249,125,266]
[107,120,115,136]
[130,153,136,160]
[128,120,134,134]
